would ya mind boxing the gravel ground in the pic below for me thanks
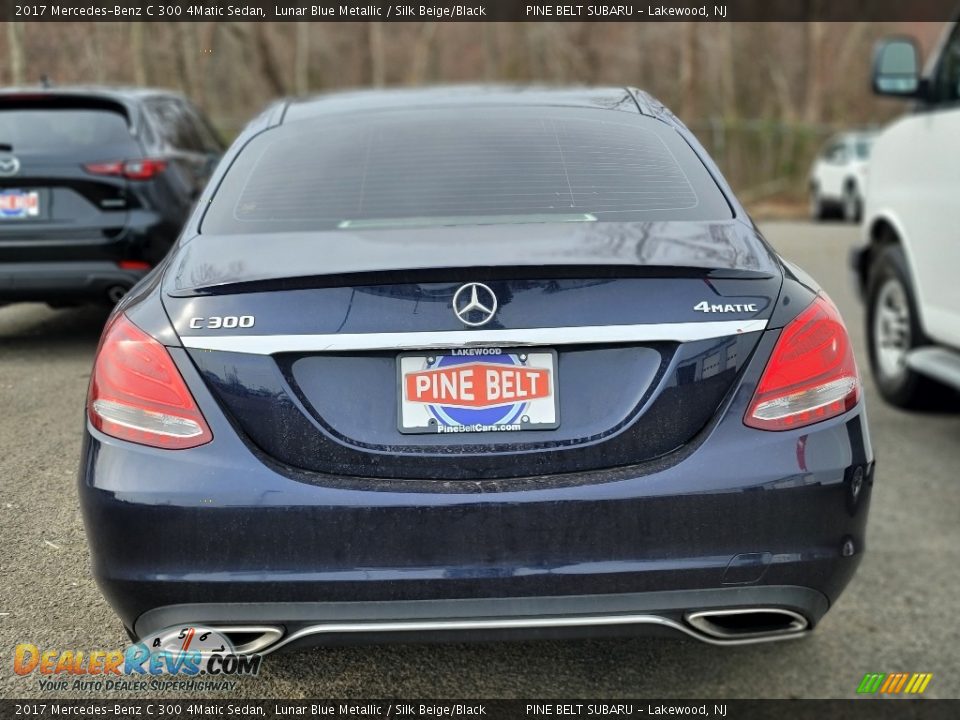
[1,221,958,700]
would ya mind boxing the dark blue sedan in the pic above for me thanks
[79,87,873,654]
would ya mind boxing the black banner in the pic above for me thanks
[1,700,959,720]
[2,0,960,23]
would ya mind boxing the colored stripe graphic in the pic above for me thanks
[879,674,898,693]
[857,673,885,694]
[858,672,932,695]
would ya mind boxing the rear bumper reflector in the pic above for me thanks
[178,319,770,354]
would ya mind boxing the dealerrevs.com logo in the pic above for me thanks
[14,626,262,693]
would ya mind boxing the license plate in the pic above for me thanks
[0,190,40,219]
[398,348,559,434]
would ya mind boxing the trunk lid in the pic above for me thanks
[165,221,782,480]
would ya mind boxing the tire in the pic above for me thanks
[123,624,140,644]
[809,184,826,221]
[842,183,862,223]
[46,301,83,309]
[865,243,941,408]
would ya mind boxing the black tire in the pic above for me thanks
[865,243,941,408]
[809,184,826,221]
[46,301,83,310]
[842,183,862,223]
[123,624,139,643]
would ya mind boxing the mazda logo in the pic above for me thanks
[0,156,20,177]
[452,282,498,327]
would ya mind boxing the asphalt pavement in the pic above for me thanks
[1,221,958,700]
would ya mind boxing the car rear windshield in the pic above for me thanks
[0,103,135,154]
[201,106,732,234]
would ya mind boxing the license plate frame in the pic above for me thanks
[397,348,559,435]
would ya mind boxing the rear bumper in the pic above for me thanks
[132,587,828,651]
[78,461,868,639]
[79,343,874,649]
[0,261,147,302]
[79,417,873,648]
[0,208,179,302]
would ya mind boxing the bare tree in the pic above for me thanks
[831,22,869,119]
[255,23,288,95]
[7,22,25,85]
[481,23,498,80]
[176,23,199,96]
[82,23,108,84]
[129,23,147,86]
[0,18,915,126]
[406,22,438,85]
[719,23,738,120]
[804,21,826,124]
[368,22,385,86]
[679,23,700,119]
[294,22,310,95]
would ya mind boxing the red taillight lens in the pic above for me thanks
[84,159,167,180]
[121,159,167,180]
[87,315,212,449]
[83,161,124,177]
[745,294,860,431]
[117,259,151,271]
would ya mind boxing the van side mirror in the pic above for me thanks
[873,37,921,97]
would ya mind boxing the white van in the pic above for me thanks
[854,22,960,407]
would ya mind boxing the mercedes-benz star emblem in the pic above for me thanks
[452,282,498,327]
[0,156,20,177]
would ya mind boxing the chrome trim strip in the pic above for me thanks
[179,319,769,354]
[227,612,806,655]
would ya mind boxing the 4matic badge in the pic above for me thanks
[693,301,759,313]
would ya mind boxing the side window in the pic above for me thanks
[186,104,224,154]
[932,24,960,105]
[826,141,848,164]
[137,110,159,149]
[145,98,204,153]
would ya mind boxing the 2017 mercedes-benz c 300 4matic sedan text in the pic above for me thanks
[79,87,873,653]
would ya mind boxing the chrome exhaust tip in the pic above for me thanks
[685,608,809,641]
[208,626,284,655]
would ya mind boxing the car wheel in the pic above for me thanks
[809,185,826,221]
[865,244,940,408]
[842,184,862,223]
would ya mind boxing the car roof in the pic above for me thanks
[0,86,191,137]
[0,85,186,106]
[281,85,655,124]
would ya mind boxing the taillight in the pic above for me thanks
[117,259,151,271]
[744,294,860,431]
[121,159,167,180]
[84,159,166,180]
[87,315,212,449]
